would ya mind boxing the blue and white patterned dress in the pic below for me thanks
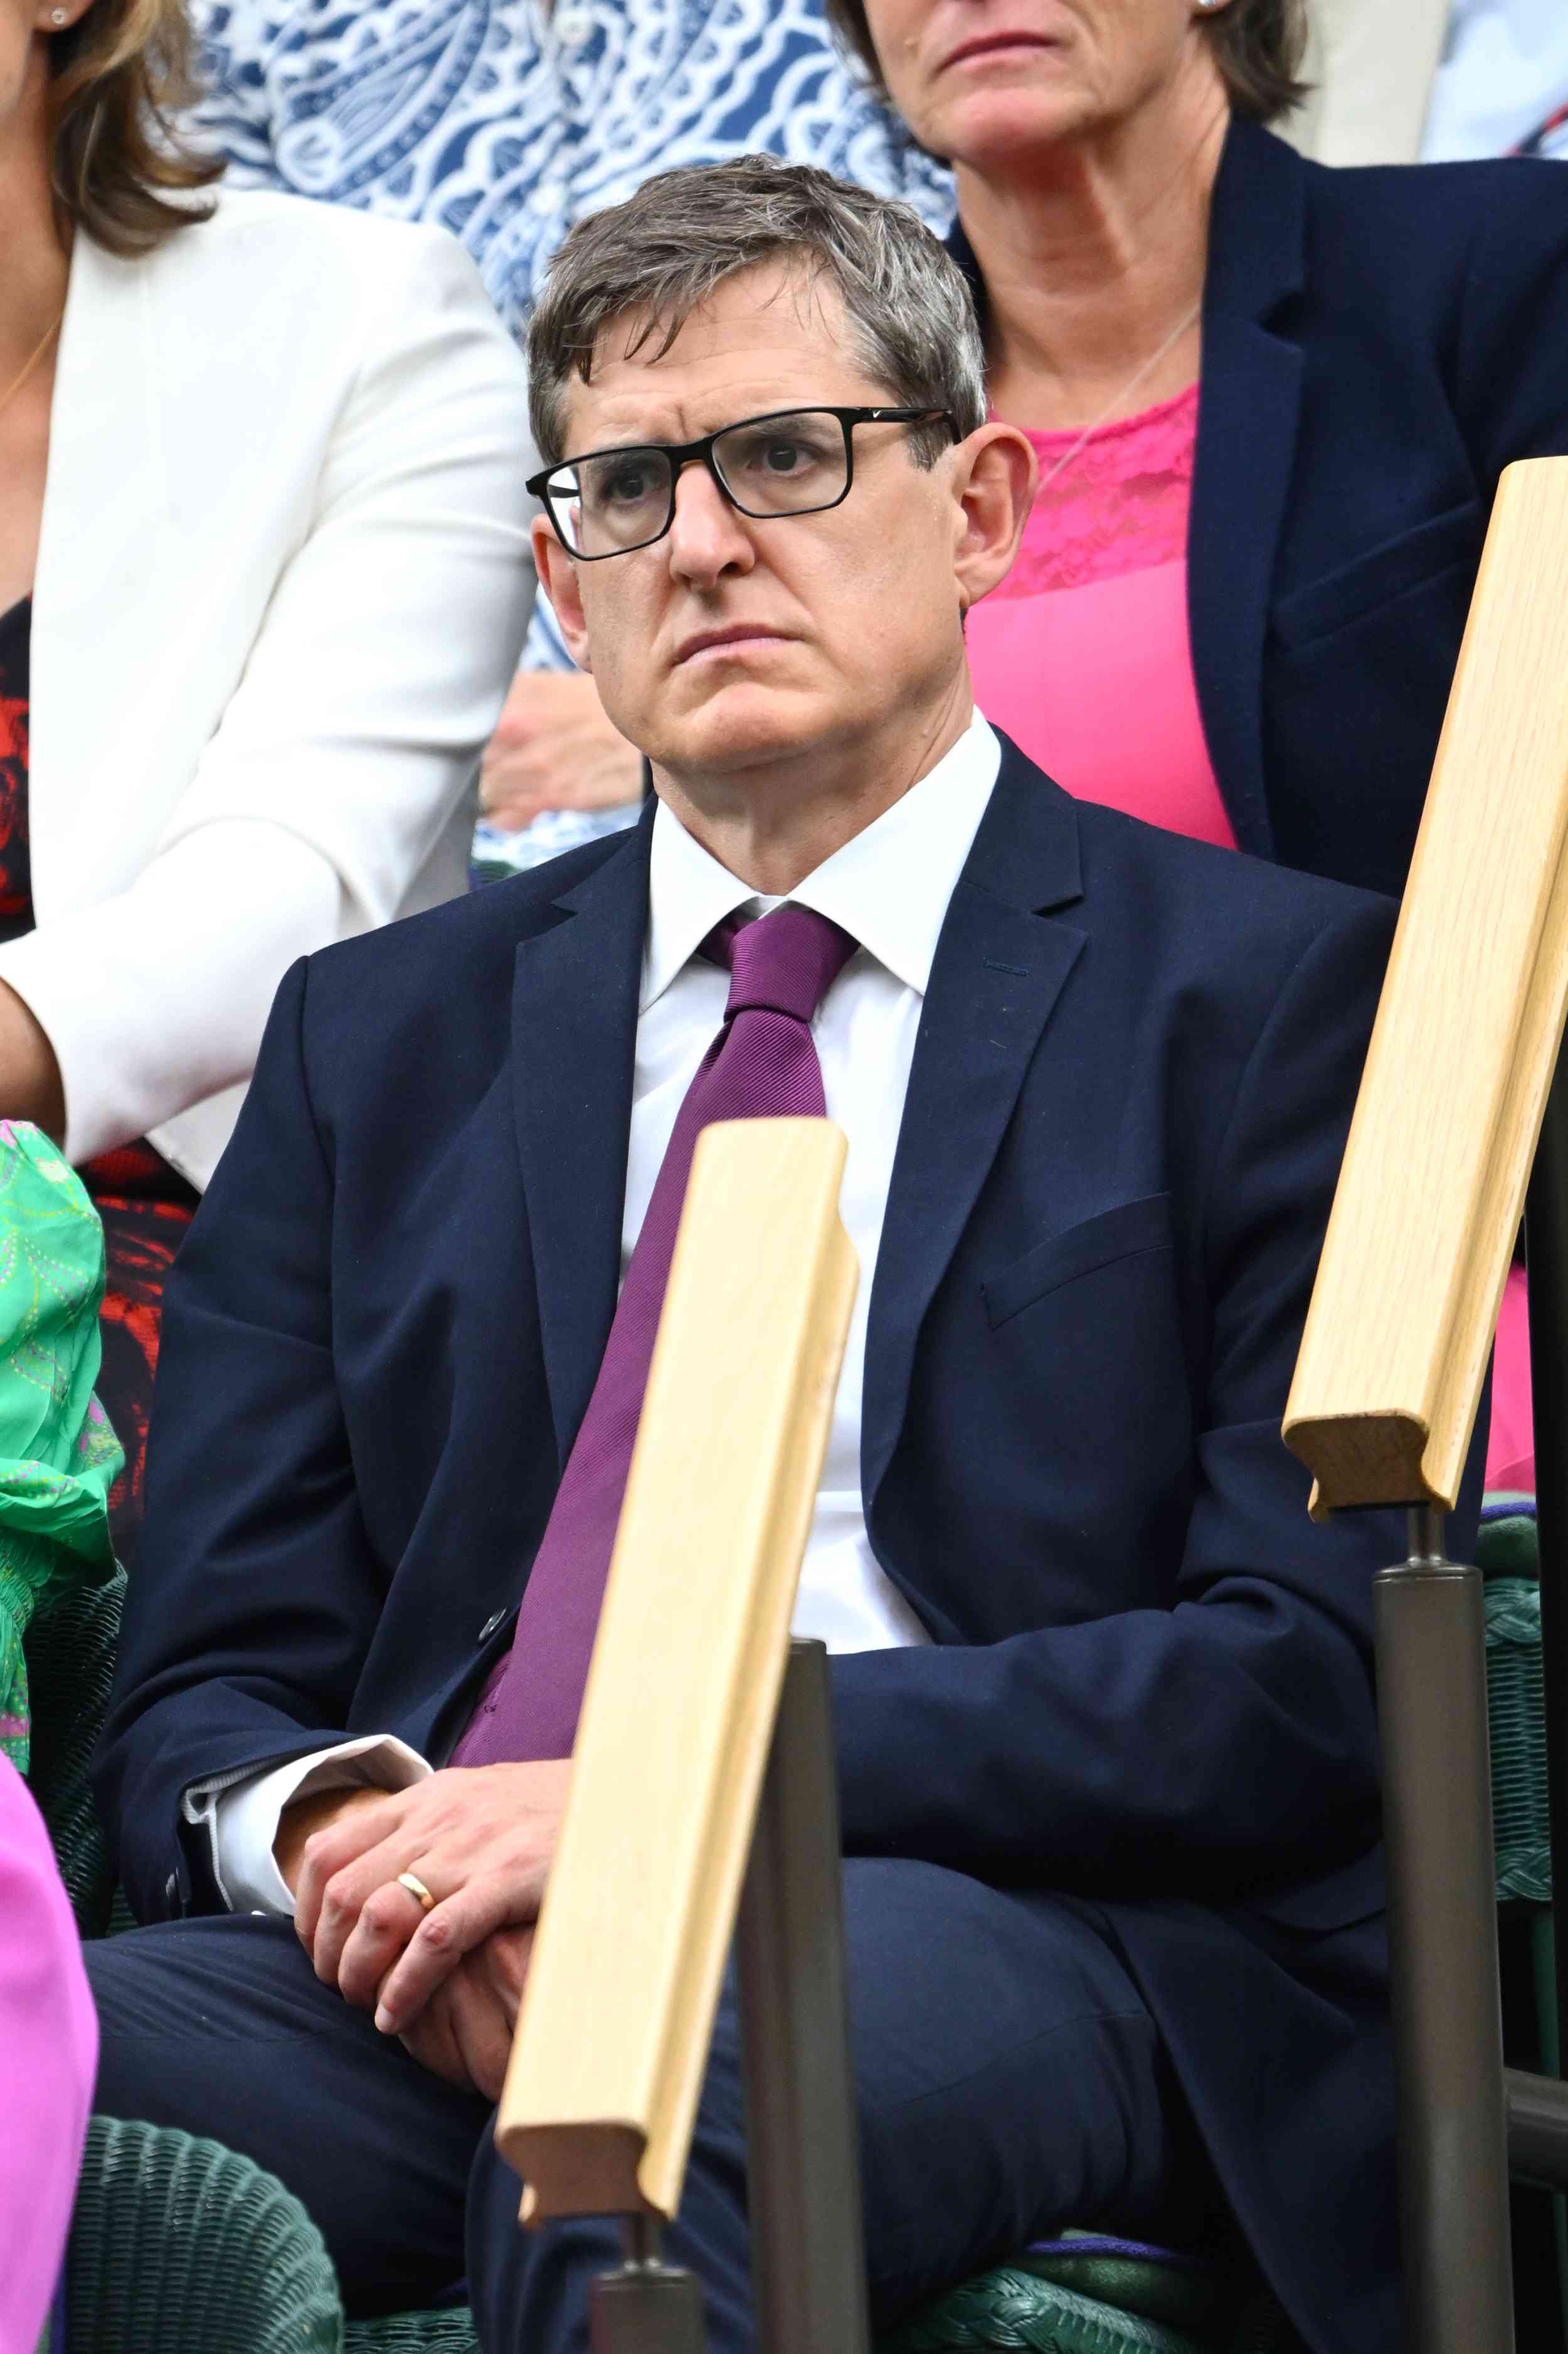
[191,0,953,333]
[190,0,955,862]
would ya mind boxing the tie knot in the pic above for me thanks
[704,903,857,1026]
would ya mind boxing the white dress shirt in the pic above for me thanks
[189,715,1003,1913]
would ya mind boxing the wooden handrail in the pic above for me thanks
[1285,458,1568,1514]
[495,1116,857,2224]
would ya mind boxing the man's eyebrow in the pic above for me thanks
[564,420,684,455]
[568,403,837,456]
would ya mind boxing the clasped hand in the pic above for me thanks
[287,1761,571,2094]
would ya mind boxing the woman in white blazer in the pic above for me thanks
[0,0,536,1547]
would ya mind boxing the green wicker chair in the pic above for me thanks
[65,2117,341,2353]
[56,2114,1316,2354]
[337,2241,1302,2354]
[1481,1523,1550,1912]
[344,2313,481,2351]
[24,1562,125,1938]
[881,2271,1214,2354]
[332,2219,1305,2354]
[1476,1507,1568,2337]
[1477,1510,1556,2070]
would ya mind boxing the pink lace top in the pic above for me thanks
[968,382,1236,849]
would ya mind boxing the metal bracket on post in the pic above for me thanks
[585,1639,871,2354]
[1376,1505,1515,2353]
[736,1638,872,2354]
[590,2217,707,2354]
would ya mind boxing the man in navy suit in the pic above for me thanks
[88,158,1461,2354]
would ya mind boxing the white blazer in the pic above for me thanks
[8,189,537,1187]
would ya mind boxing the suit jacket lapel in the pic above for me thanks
[1189,119,1308,861]
[862,743,1086,1508]
[511,810,654,1466]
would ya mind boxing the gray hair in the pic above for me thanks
[526,155,987,470]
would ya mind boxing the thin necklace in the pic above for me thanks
[0,310,63,420]
[1032,297,1202,497]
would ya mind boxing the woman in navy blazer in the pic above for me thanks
[830,0,1568,902]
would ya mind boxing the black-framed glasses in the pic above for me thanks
[526,405,957,559]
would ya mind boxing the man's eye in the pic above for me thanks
[729,430,830,477]
[758,438,821,474]
[599,461,661,506]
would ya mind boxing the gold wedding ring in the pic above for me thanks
[396,1870,437,1916]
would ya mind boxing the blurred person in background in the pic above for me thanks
[0,1121,117,2354]
[1296,0,1568,166]
[186,0,955,872]
[1,1757,96,2354]
[1424,0,1568,159]
[826,0,1568,898]
[0,0,534,1557]
[830,0,1568,1493]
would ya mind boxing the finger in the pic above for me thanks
[335,1872,433,2010]
[578,748,645,809]
[490,676,549,735]
[292,1788,409,1948]
[452,1980,516,2106]
[307,1832,445,1987]
[373,1879,521,2034]
[479,756,549,811]
[482,717,542,758]
[398,1991,475,2093]
[482,1922,536,2010]
[481,795,551,834]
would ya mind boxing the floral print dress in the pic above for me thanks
[0,597,198,1559]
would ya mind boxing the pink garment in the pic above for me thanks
[967,384,1236,849]
[0,1758,96,2354]
[1488,1263,1535,1492]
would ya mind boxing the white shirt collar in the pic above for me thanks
[640,713,1002,1014]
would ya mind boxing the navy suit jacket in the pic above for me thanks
[955,119,1568,898]
[98,741,1479,2353]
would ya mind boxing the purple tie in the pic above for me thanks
[452,901,857,1766]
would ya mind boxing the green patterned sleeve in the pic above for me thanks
[0,1121,123,1769]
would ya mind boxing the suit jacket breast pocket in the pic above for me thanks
[982,1194,1175,1329]
[1271,500,1481,658]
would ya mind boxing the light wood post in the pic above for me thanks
[496,1116,857,2231]
[1283,458,1568,2354]
[1285,459,1568,1516]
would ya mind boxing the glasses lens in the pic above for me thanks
[551,448,674,556]
[712,411,847,516]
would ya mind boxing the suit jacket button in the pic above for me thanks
[478,1611,507,1643]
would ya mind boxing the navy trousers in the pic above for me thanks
[85,1858,1210,2350]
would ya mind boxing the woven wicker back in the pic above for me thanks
[25,1564,124,1934]
[68,2118,342,2353]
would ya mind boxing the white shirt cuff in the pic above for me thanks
[181,1736,432,1917]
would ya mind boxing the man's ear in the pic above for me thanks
[531,515,593,671]
[950,423,1037,613]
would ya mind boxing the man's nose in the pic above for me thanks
[665,461,755,586]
